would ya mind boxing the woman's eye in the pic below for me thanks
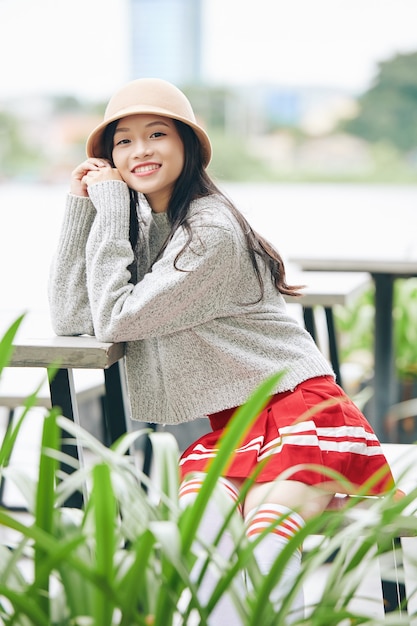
[150,131,166,138]
[114,138,130,146]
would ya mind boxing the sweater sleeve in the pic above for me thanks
[48,194,96,336]
[86,181,238,342]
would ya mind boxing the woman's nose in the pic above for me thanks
[132,140,152,158]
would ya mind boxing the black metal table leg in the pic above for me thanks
[304,306,343,388]
[103,360,128,446]
[303,307,317,342]
[372,273,396,442]
[324,306,343,388]
[48,368,84,508]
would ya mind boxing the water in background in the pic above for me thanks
[1,181,416,315]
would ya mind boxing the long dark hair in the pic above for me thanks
[102,118,303,298]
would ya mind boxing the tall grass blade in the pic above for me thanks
[33,406,60,617]
[0,314,25,375]
[91,462,117,626]
[117,529,157,626]
[148,430,180,518]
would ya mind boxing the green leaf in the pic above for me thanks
[0,584,48,625]
[91,462,117,626]
[148,431,180,519]
[33,406,60,617]
[117,530,157,625]
[0,314,25,376]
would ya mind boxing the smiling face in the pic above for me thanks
[111,114,185,212]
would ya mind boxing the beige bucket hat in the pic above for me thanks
[86,77,212,167]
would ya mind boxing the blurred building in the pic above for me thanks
[130,0,203,85]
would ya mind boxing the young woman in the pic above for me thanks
[49,78,396,624]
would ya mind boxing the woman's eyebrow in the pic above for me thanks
[115,120,171,134]
[146,120,171,128]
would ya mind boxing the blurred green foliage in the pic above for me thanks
[342,51,417,152]
[207,131,277,182]
[0,111,45,180]
[394,278,417,380]
[335,278,417,382]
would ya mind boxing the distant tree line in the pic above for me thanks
[341,50,417,153]
[1,51,417,180]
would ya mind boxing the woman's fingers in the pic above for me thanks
[70,159,122,195]
[70,159,113,195]
[73,159,111,179]
[84,167,123,186]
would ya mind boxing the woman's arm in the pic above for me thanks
[85,182,238,343]
[48,194,97,336]
[49,159,122,336]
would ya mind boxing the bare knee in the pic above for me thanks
[243,480,334,520]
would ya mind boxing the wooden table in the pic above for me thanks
[11,335,127,444]
[289,257,417,441]
[1,312,126,508]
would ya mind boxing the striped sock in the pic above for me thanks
[178,474,244,625]
[179,474,243,516]
[245,503,305,623]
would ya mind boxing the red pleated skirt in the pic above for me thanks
[179,376,395,495]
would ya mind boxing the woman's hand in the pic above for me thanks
[70,159,123,197]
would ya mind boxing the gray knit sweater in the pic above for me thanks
[48,180,334,424]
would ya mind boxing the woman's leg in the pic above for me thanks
[243,479,334,519]
[242,479,334,623]
[178,473,245,625]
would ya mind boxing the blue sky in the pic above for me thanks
[1,0,416,100]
